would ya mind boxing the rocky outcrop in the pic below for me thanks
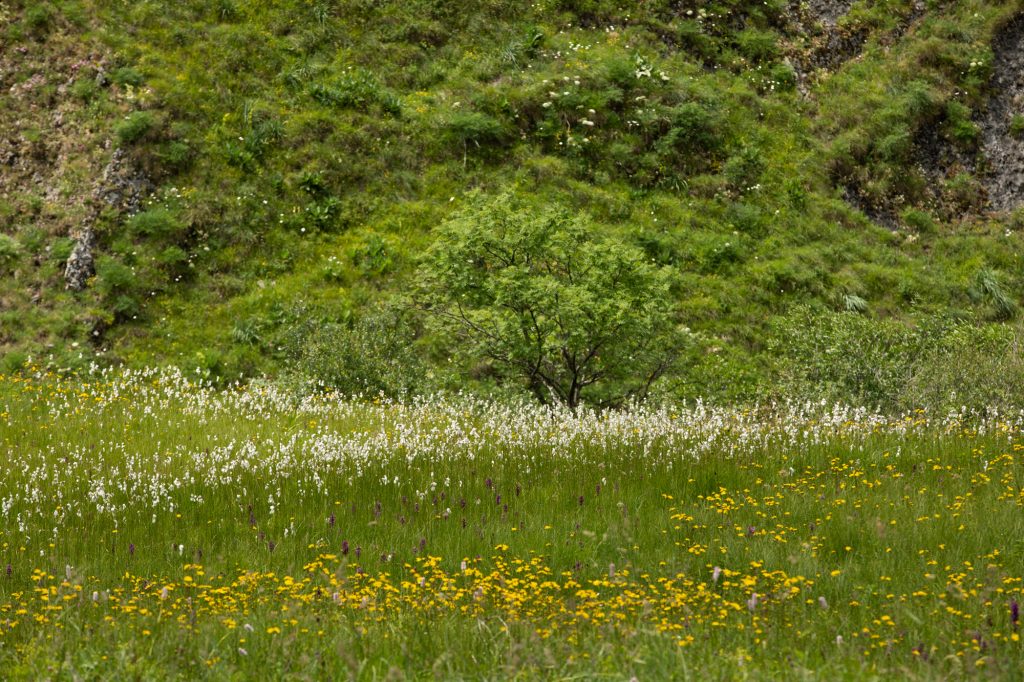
[804,0,855,28]
[981,13,1024,212]
[94,147,152,216]
[64,229,95,291]
[63,148,152,290]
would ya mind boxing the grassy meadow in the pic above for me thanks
[1,368,1023,679]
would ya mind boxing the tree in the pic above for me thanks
[416,192,686,408]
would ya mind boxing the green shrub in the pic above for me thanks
[442,111,509,155]
[1009,114,1024,140]
[127,208,187,242]
[24,4,53,37]
[901,208,937,234]
[282,308,429,398]
[49,237,74,263]
[767,308,949,411]
[111,67,144,87]
[115,111,157,145]
[0,233,20,263]
[768,308,1024,413]
[970,268,1017,321]
[95,257,141,321]
[723,145,765,193]
[734,28,779,63]
[70,78,99,103]
[943,101,979,146]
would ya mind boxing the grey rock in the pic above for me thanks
[804,0,854,28]
[64,229,95,291]
[981,13,1024,212]
[63,147,152,291]
[93,147,151,215]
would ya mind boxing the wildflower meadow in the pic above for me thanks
[0,367,1021,679]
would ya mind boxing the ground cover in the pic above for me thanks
[0,368,1022,678]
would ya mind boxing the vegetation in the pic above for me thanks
[417,193,685,408]
[7,1,1024,673]
[2,369,1024,678]
[0,0,1023,406]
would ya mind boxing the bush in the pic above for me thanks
[1010,114,1024,140]
[127,208,187,242]
[115,111,157,145]
[734,28,779,63]
[282,308,429,398]
[723,145,765,193]
[0,234,20,271]
[24,4,53,37]
[95,257,141,321]
[767,308,947,410]
[111,67,144,87]
[442,112,509,157]
[768,308,1024,413]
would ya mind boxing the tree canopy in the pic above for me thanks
[417,193,686,408]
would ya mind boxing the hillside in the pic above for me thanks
[3,0,1024,401]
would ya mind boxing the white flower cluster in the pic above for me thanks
[0,367,1016,544]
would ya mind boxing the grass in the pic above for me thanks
[1,368,1024,678]
[4,1,1024,398]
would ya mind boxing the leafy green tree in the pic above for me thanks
[417,193,686,408]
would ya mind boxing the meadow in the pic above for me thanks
[0,367,1022,679]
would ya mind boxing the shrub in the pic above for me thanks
[1009,114,1024,140]
[115,111,157,145]
[723,145,766,193]
[970,268,1017,321]
[734,28,779,63]
[111,67,144,87]
[24,4,53,37]
[127,208,187,242]
[442,112,509,157]
[0,233,21,270]
[767,308,948,411]
[95,257,141,321]
[282,308,428,398]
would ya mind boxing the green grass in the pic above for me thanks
[4,1,1024,399]
[1,369,1023,678]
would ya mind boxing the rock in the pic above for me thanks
[64,229,95,291]
[93,147,151,215]
[804,0,854,28]
[63,147,152,292]
[981,13,1024,212]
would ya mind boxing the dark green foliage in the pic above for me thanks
[23,3,53,37]
[769,308,1024,413]
[442,112,510,157]
[95,257,141,321]
[115,111,157,145]
[734,28,779,64]
[1010,114,1024,140]
[110,67,144,87]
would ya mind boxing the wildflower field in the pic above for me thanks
[1,369,1023,679]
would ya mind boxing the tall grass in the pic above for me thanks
[1,368,1023,678]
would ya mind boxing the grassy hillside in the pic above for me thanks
[4,0,1024,401]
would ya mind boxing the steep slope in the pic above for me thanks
[1,0,1024,398]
